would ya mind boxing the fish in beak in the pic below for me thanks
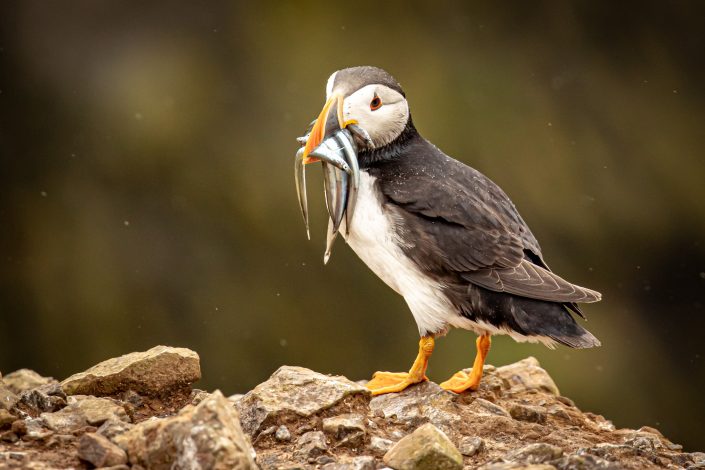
[294,93,363,260]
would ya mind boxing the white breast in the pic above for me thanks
[341,172,457,336]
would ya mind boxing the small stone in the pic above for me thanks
[0,430,19,442]
[295,431,329,459]
[45,433,74,448]
[22,418,53,441]
[496,357,559,395]
[383,423,463,470]
[0,382,19,411]
[469,398,511,418]
[547,405,571,420]
[0,409,15,427]
[506,443,563,464]
[351,456,376,470]
[78,433,128,467]
[323,413,366,446]
[316,455,336,465]
[624,433,661,452]
[41,396,128,432]
[322,456,376,470]
[2,370,56,394]
[458,436,484,456]
[97,419,134,440]
[17,383,67,413]
[121,389,144,408]
[114,391,256,469]
[554,453,611,470]
[275,424,291,441]
[509,404,547,424]
[556,396,575,407]
[61,345,201,397]
[237,366,369,436]
[478,464,556,470]
[189,389,211,405]
[369,435,394,456]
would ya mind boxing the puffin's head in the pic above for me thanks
[302,66,410,163]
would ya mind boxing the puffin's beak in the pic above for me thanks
[302,93,347,164]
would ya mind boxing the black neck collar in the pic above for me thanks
[357,118,418,168]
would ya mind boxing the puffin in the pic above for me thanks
[299,66,601,396]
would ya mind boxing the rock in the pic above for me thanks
[469,397,511,418]
[322,455,376,470]
[0,382,19,411]
[236,366,369,436]
[509,404,547,424]
[369,381,461,434]
[369,435,394,456]
[275,424,291,441]
[16,383,67,413]
[97,418,134,440]
[506,443,563,464]
[0,354,700,470]
[495,357,559,395]
[0,430,19,442]
[114,390,256,469]
[19,418,53,441]
[294,431,329,459]
[189,389,212,405]
[383,423,463,470]
[553,453,613,470]
[478,464,557,470]
[2,370,55,394]
[458,436,484,456]
[41,395,128,432]
[0,409,16,427]
[45,433,74,448]
[61,345,201,397]
[78,433,128,467]
[322,413,366,447]
[228,393,245,403]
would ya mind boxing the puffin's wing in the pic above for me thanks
[462,261,601,303]
[377,152,601,305]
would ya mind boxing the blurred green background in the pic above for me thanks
[1,0,704,451]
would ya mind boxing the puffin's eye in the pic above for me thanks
[370,95,382,111]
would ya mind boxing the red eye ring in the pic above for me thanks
[370,96,382,111]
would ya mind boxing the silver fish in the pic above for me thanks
[335,129,360,235]
[323,217,338,265]
[309,137,352,174]
[294,126,362,262]
[321,161,348,233]
[347,123,374,150]
[294,146,310,240]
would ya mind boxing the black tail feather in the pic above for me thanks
[448,283,601,349]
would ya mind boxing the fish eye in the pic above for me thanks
[370,95,382,111]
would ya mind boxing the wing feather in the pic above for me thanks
[371,140,602,305]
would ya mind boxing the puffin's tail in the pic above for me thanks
[460,283,601,349]
[509,295,601,349]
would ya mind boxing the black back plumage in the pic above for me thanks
[360,131,601,348]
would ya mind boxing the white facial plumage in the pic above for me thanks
[327,77,410,149]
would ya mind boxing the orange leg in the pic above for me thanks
[366,336,435,396]
[440,334,491,393]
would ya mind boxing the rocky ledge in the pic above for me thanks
[0,346,702,470]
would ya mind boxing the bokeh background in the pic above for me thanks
[1,0,704,450]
